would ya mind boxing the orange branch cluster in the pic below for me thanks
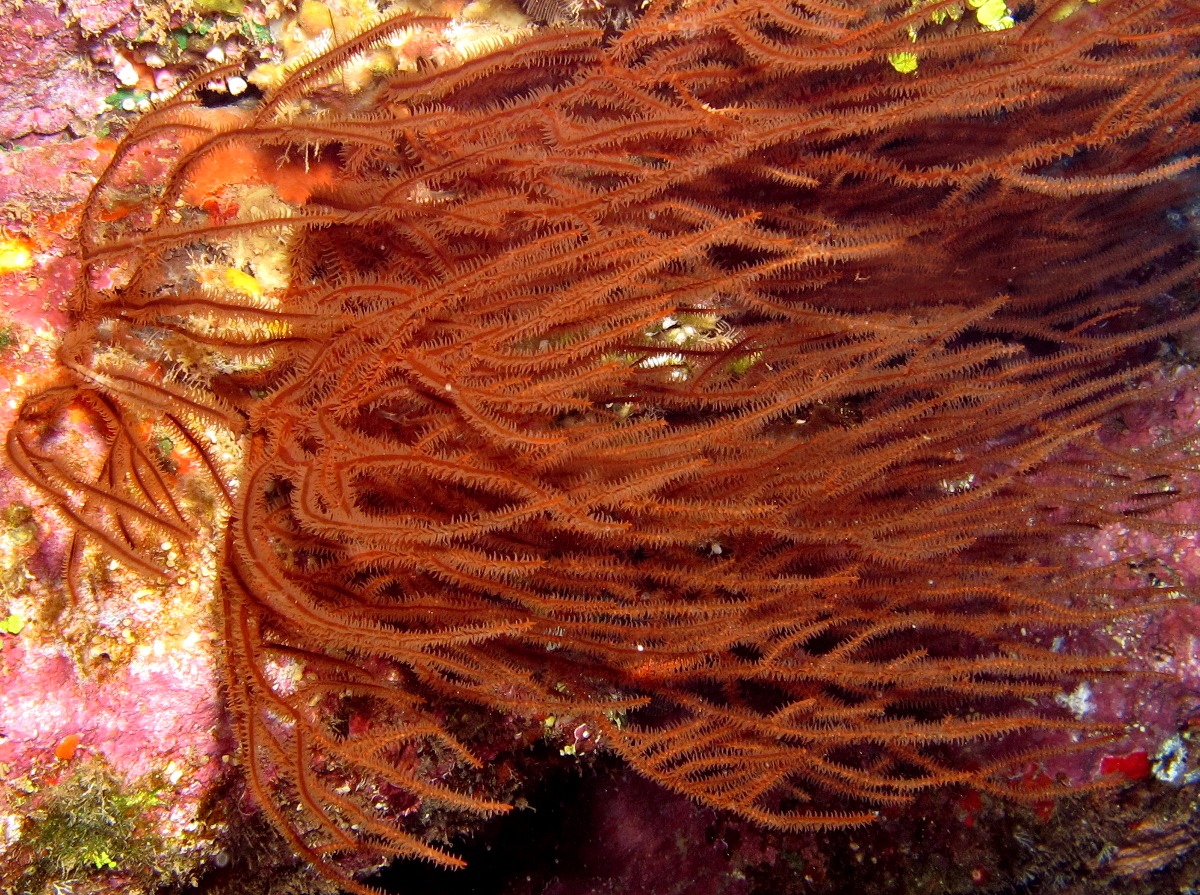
[7,0,1200,890]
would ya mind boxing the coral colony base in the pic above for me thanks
[5,0,1200,891]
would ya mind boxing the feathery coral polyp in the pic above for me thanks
[7,0,1200,891]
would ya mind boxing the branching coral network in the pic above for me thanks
[7,0,1200,891]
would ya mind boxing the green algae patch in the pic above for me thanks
[192,0,246,14]
[12,758,166,892]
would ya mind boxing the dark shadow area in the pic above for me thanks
[371,755,598,895]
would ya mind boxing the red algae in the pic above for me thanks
[1099,750,1152,783]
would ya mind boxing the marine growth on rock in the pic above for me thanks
[7,0,1200,891]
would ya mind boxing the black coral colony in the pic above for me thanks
[8,0,1200,890]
